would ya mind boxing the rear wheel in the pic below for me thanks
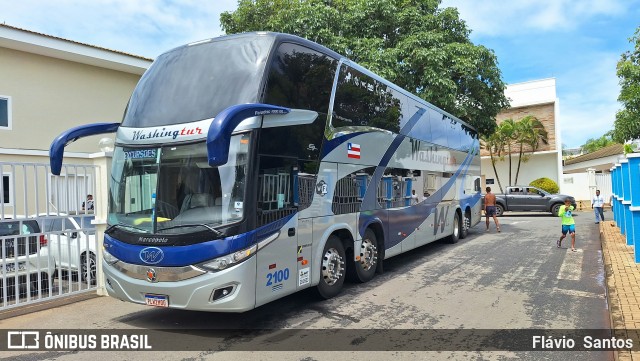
[551,203,562,216]
[347,229,379,283]
[316,236,346,299]
[460,210,471,239]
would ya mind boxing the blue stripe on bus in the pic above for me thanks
[359,107,433,212]
[104,214,295,267]
[358,146,476,248]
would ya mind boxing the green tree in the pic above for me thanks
[581,131,616,154]
[613,26,640,143]
[514,115,548,185]
[220,0,509,136]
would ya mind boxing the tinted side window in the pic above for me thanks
[258,119,324,166]
[263,43,337,114]
[256,156,317,226]
[332,167,376,215]
[332,66,403,133]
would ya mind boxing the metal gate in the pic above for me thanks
[1,162,98,310]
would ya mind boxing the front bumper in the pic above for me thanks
[103,256,257,312]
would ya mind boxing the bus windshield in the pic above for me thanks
[108,133,251,234]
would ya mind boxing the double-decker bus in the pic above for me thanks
[50,32,482,312]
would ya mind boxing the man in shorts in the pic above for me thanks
[557,197,576,251]
[484,187,500,232]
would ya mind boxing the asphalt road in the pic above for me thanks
[2,211,612,360]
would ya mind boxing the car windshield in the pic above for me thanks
[73,215,95,235]
[108,135,251,234]
[0,220,39,236]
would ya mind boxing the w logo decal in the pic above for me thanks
[139,247,165,265]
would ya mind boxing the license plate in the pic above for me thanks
[144,294,169,307]
[1,262,26,273]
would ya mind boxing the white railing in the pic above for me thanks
[1,162,99,310]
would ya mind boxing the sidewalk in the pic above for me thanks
[601,220,640,360]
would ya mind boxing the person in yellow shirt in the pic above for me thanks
[557,198,576,252]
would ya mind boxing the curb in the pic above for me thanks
[599,221,638,361]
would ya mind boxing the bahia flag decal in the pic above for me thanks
[347,143,361,159]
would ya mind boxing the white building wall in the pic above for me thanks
[482,152,561,193]
[482,79,562,194]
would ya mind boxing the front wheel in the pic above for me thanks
[316,236,346,299]
[495,204,505,217]
[81,252,97,285]
[30,273,49,296]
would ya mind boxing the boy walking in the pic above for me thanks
[557,197,576,252]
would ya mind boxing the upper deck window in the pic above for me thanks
[122,36,275,128]
[332,65,404,133]
[263,42,337,114]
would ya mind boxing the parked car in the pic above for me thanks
[37,213,97,285]
[0,216,54,299]
[483,186,577,216]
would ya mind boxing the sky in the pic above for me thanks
[1,0,639,148]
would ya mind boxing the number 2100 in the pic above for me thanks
[266,268,290,286]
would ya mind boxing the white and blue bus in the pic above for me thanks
[50,32,482,312]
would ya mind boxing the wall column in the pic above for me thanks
[90,151,112,296]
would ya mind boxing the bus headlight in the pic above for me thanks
[103,247,120,265]
[199,244,257,271]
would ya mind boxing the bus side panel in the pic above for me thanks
[433,200,455,242]
[413,207,437,248]
[296,218,313,291]
[298,162,338,219]
[255,216,299,307]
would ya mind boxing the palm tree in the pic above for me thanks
[497,119,518,186]
[481,132,506,194]
[514,116,548,185]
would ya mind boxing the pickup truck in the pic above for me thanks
[484,186,577,216]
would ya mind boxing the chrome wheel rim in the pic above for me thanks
[322,247,344,286]
[359,238,378,271]
[82,255,96,284]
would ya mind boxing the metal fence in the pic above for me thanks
[1,162,98,310]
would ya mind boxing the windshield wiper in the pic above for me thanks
[156,223,223,237]
[105,223,150,234]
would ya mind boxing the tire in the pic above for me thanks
[81,252,97,285]
[316,235,346,299]
[495,204,505,217]
[30,273,50,296]
[347,229,379,283]
[551,203,562,217]
[445,212,461,244]
[460,210,470,239]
